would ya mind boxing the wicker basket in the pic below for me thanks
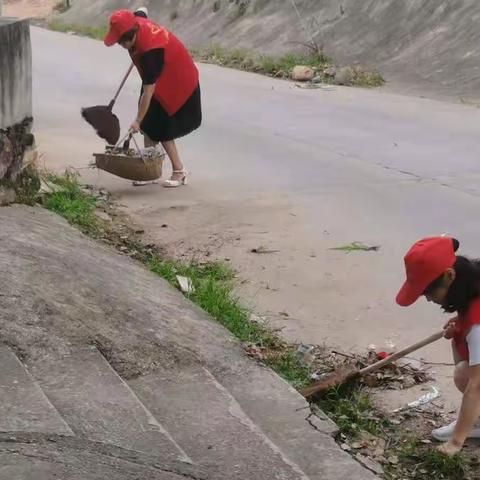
[93,134,165,181]
[94,151,164,181]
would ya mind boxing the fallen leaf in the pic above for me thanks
[329,242,380,252]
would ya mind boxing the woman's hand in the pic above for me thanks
[437,440,462,456]
[130,119,141,133]
[444,317,458,339]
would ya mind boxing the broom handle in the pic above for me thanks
[359,330,444,375]
[108,63,135,110]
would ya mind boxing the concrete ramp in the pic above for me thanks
[0,205,376,479]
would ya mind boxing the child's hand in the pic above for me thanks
[443,317,458,339]
[437,440,462,456]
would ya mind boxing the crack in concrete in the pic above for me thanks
[377,162,480,199]
[0,432,207,480]
[304,412,334,436]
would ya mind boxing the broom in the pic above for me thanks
[81,63,135,145]
[300,330,444,399]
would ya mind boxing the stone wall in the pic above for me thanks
[62,0,480,99]
[0,18,32,129]
[0,18,37,205]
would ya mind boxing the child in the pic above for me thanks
[397,237,480,455]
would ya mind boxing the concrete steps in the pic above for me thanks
[129,366,306,480]
[28,347,190,463]
[0,345,72,436]
[0,342,371,480]
[0,434,207,480]
[208,358,375,480]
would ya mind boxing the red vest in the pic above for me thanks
[130,18,199,116]
[453,298,480,360]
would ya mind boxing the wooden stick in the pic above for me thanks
[108,63,135,110]
[359,331,444,375]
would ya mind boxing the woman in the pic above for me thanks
[104,9,201,187]
[397,237,480,455]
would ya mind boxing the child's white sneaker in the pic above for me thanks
[432,420,480,442]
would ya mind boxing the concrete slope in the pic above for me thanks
[61,0,480,99]
[0,205,377,479]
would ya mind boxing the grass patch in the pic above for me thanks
[191,44,384,87]
[192,44,330,78]
[264,351,312,389]
[352,69,385,88]
[148,255,269,344]
[151,247,314,387]
[48,21,107,40]
[45,22,384,87]
[42,171,100,235]
[387,438,470,479]
[318,385,390,437]
[13,166,41,206]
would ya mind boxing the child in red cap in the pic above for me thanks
[397,237,480,455]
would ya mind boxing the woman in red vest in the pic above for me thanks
[397,237,480,455]
[104,10,201,187]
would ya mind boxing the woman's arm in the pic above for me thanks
[131,85,155,132]
[130,49,165,133]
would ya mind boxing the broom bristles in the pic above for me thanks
[81,106,120,145]
[299,366,359,399]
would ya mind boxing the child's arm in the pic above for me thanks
[441,325,480,454]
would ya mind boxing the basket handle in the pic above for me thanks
[130,134,145,163]
[114,132,144,162]
[115,132,131,149]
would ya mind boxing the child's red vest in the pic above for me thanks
[130,18,199,116]
[453,298,480,360]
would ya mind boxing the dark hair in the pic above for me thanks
[118,27,137,44]
[134,10,147,18]
[433,253,480,313]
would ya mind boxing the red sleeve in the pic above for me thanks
[466,299,480,327]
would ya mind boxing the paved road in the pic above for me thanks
[32,26,480,410]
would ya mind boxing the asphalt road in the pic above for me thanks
[32,26,480,410]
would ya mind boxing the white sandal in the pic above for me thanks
[132,180,159,187]
[163,169,189,188]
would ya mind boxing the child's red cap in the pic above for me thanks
[396,237,457,307]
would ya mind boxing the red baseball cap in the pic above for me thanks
[104,10,137,47]
[396,237,458,307]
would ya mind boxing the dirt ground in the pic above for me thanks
[124,189,457,415]
[4,0,57,19]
